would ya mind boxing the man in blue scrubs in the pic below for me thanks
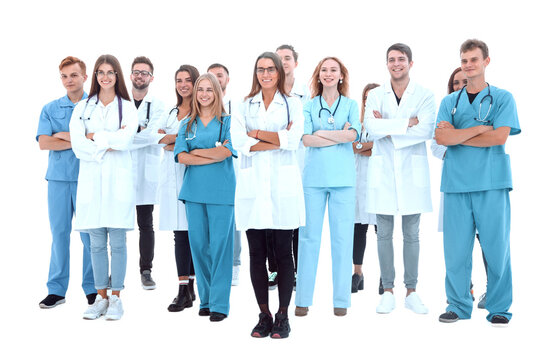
[37,56,96,308]
[435,39,521,326]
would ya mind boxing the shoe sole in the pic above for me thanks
[271,333,289,339]
[268,285,277,290]
[251,332,270,338]
[142,285,156,290]
[439,317,458,323]
[105,315,122,321]
[491,323,509,328]
[39,299,66,309]
[83,312,106,320]
[405,305,428,314]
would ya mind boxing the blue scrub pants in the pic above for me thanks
[444,189,512,321]
[296,186,355,309]
[46,180,95,296]
[186,202,234,315]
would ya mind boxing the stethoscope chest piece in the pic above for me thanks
[328,116,335,124]
[215,141,222,147]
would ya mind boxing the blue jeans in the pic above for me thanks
[88,228,128,291]
[376,214,420,290]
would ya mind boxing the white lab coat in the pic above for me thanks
[129,93,166,205]
[364,81,436,215]
[231,91,305,230]
[157,108,188,231]
[355,126,377,224]
[69,95,138,230]
[290,80,310,172]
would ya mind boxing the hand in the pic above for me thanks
[360,149,372,157]
[437,121,454,129]
[373,110,382,119]
[408,117,419,127]
[286,121,293,131]
[140,126,146,131]
[86,132,95,140]
[158,129,166,134]
[342,122,351,131]
[107,148,114,152]
[247,129,259,138]
[164,144,175,151]
[222,139,229,146]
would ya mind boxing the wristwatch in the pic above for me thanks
[355,142,363,150]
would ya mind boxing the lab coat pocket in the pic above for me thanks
[491,154,512,187]
[367,155,383,189]
[278,165,301,198]
[412,155,430,188]
[145,153,161,183]
[236,167,256,199]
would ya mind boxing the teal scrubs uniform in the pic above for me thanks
[174,115,236,315]
[296,95,361,309]
[36,93,95,297]
[438,85,520,321]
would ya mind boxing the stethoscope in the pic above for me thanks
[185,116,224,147]
[318,94,341,130]
[80,95,123,129]
[451,83,493,123]
[248,94,290,127]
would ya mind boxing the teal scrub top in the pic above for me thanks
[438,85,521,193]
[36,93,88,181]
[302,95,361,187]
[174,115,237,205]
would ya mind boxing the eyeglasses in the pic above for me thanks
[256,67,277,74]
[96,70,117,78]
[132,70,152,77]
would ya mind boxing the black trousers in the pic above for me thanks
[174,231,195,277]
[267,228,299,273]
[137,205,155,272]
[353,223,377,265]
[247,229,294,308]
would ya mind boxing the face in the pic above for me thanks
[256,58,279,91]
[175,71,194,99]
[460,48,489,80]
[319,59,342,88]
[96,63,116,91]
[276,49,297,77]
[208,67,229,92]
[130,63,153,90]
[196,79,215,108]
[60,63,87,93]
[387,50,412,81]
[452,71,468,92]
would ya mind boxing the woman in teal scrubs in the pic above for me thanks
[174,73,237,322]
[295,57,361,317]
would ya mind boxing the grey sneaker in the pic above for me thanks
[268,272,278,290]
[478,293,486,309]
[141,270,156,290]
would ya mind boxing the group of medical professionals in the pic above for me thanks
[36,38,520,338]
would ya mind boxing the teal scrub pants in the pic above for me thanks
[443,189,512,321]
[296,186,355,309]
[186,201,234,315]
[47,180,95,296]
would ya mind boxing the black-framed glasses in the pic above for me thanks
[132,70,152,77]
[256,67,277,74]
[96,70,117,78]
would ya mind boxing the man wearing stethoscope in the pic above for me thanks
[128,56,165,291]
[435,39,520,326]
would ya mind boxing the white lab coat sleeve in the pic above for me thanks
[391,91,436,149]
[230,101,260,157]
[430,139,446,160]
[129,100,166,150]
[93,102,138,152]
[278,97,304,151]
[364,91,409,139]
[69,101,107,162]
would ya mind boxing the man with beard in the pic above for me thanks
[129,56,165,290]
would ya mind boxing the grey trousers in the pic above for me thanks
[376,214,420,289]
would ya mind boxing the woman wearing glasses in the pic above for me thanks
[231,52,304,339]
[174,73,236,322]
[69,54,138,320]
[295,57,360,317]
[157,65,199,312]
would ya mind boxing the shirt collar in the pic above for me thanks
[249,90,285,105]
[384,80,416,95]
[60,92,87,107]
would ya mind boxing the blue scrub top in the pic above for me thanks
[36,93,88,181]
[174,115,237,205]
[302,95,361,187]
[438,85,521,193]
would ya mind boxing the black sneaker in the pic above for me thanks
[39,294,66,309]
[351,273,364,293]
[491,315,509,327]
[439,311,459,323]
[251,312,273,338]
[198,308,210,316]
[86,293,97,305]
[268,272,278,290]
[271,312,291,339]
[209,312,227,322]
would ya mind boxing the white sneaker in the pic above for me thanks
[376,291,395,314]
[105,295,124,320]
[405,292,428,314]
[232,266,240,286]
[83,295,108,320]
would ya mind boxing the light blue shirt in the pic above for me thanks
[438,85,521,193]
[36,93,87,181]
[174,115,237,205]
[302,95,361,187]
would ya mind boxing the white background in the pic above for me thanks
[1,0,550,359]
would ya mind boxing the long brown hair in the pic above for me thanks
[89,55,130,101]
[175,64,200,107]
[245,52,288,100]
[185,73,225,134]
[309,56,349,98]
[360,83,380,123]
[447,67,463,94]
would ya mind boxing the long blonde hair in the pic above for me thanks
[185,73,226,134]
